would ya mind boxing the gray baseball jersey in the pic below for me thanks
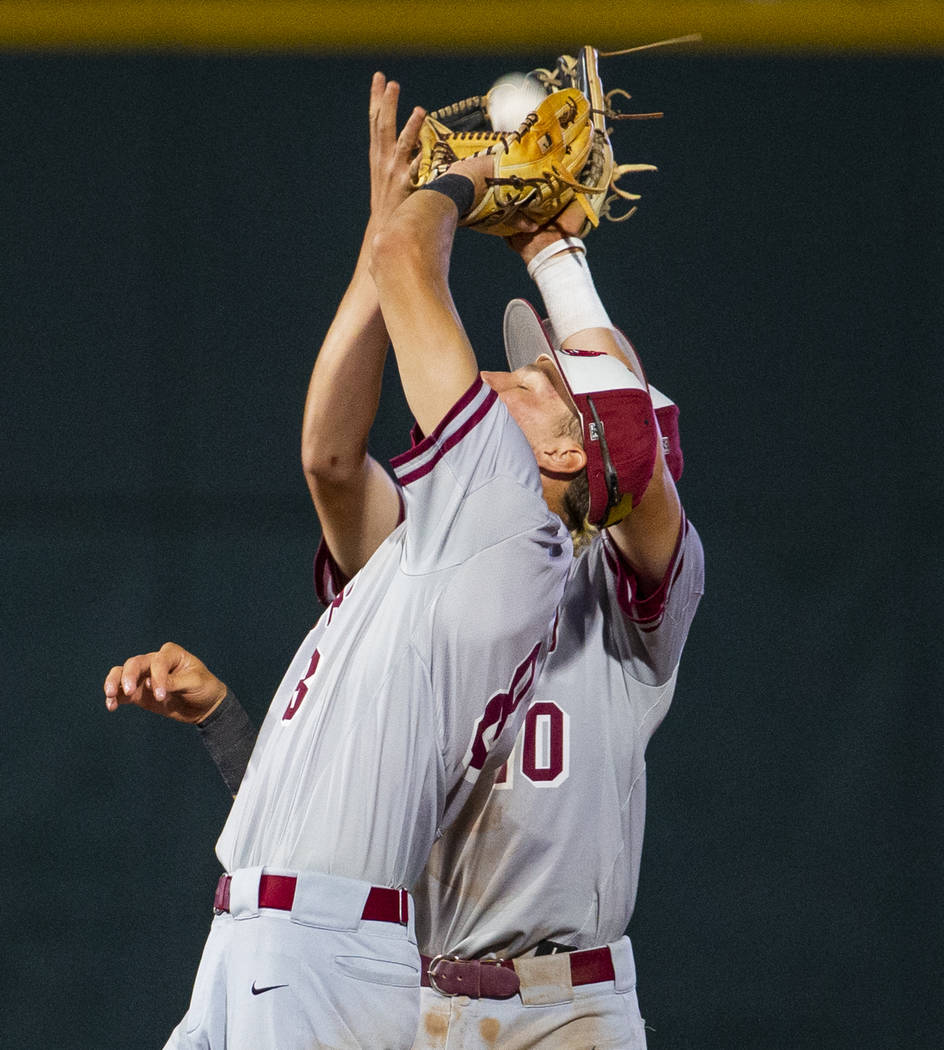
[414,517,704,957]
[217,378,571,890]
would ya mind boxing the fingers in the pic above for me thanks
[370,71,400,146]
[504,213,541,235]
[546,199,589,238]
[149,641,185,702]
[103,651,157,711]
[505,203,581,256]
[367,72,425,220]
[102,642,185,711]
[398,105,426,157]
[103,665,124,711]
[371,72,424,156]
[104,642,225,724]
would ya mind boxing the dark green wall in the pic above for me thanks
[2,52,941,1048]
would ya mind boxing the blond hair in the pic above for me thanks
[556,407,597,550]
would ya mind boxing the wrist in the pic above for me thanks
[195,682,229,726]
[417,172,476,218]
[196,688,257,796]
[517,233,584,267]
[526,238,611,347]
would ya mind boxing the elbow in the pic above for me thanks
[369,222,425,288]
[300,441,322,480]
[301,438,368,487]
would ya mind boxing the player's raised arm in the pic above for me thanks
[301,73,425,578]
[595,326,683,589]
[554,317,680,590]
[507,203,682,592]
[368,158,488,436]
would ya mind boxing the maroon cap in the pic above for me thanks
[504,299,658,527]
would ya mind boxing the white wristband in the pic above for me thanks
[526,237,611,347]
[525,236,587,280]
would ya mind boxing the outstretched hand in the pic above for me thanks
[104,642,227,724]
[368,72,426,224]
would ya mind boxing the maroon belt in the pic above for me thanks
[421,947,615,1000]
[213,873,409,925]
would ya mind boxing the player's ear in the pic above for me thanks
[535,441,586,478]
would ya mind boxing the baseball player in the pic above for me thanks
[109,70,704,1048]
[104,74,586,1050]
[180,206,703,1049]
[410,236,703,1050]
[308,73,704,1049]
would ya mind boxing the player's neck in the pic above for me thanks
[539,472,571,528]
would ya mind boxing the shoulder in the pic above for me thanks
[391,377,533,489]
[549,520,702,687]
[600,515,703,626]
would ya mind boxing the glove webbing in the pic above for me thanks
[430,95,488,132]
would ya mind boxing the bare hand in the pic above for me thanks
[369,72,426,222]
[104,642,227,724]
[505,199,588,263]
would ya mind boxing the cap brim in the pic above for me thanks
[503,298,554,371]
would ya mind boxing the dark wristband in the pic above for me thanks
[196,689,257,795]
[417,173,476,218]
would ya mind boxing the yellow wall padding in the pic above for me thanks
[0,1,942,55]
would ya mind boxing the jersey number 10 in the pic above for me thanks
[495,701,570,789]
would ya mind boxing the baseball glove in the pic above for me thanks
[413,45,663,238]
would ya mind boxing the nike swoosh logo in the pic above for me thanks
[251,982,289,996]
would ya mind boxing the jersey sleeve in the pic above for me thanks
[315,378,545,596]
[312,490,405,606]
[600,514,705,686]
[390,376,555,574]
[313,539,350,607]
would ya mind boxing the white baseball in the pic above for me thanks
[486,73,547,131]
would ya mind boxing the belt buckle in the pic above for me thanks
[426,954,462,997]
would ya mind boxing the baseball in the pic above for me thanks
[486,73,547,131]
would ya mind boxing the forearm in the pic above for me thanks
[517,224,683,580]
[525,238,619,353]
[301,227,388,484]
[369,185,480,436]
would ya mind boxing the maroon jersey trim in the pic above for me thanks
[313,541,348,607]
[390,378,497,486]
[313,491,406,606]
[602,513,688,627]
